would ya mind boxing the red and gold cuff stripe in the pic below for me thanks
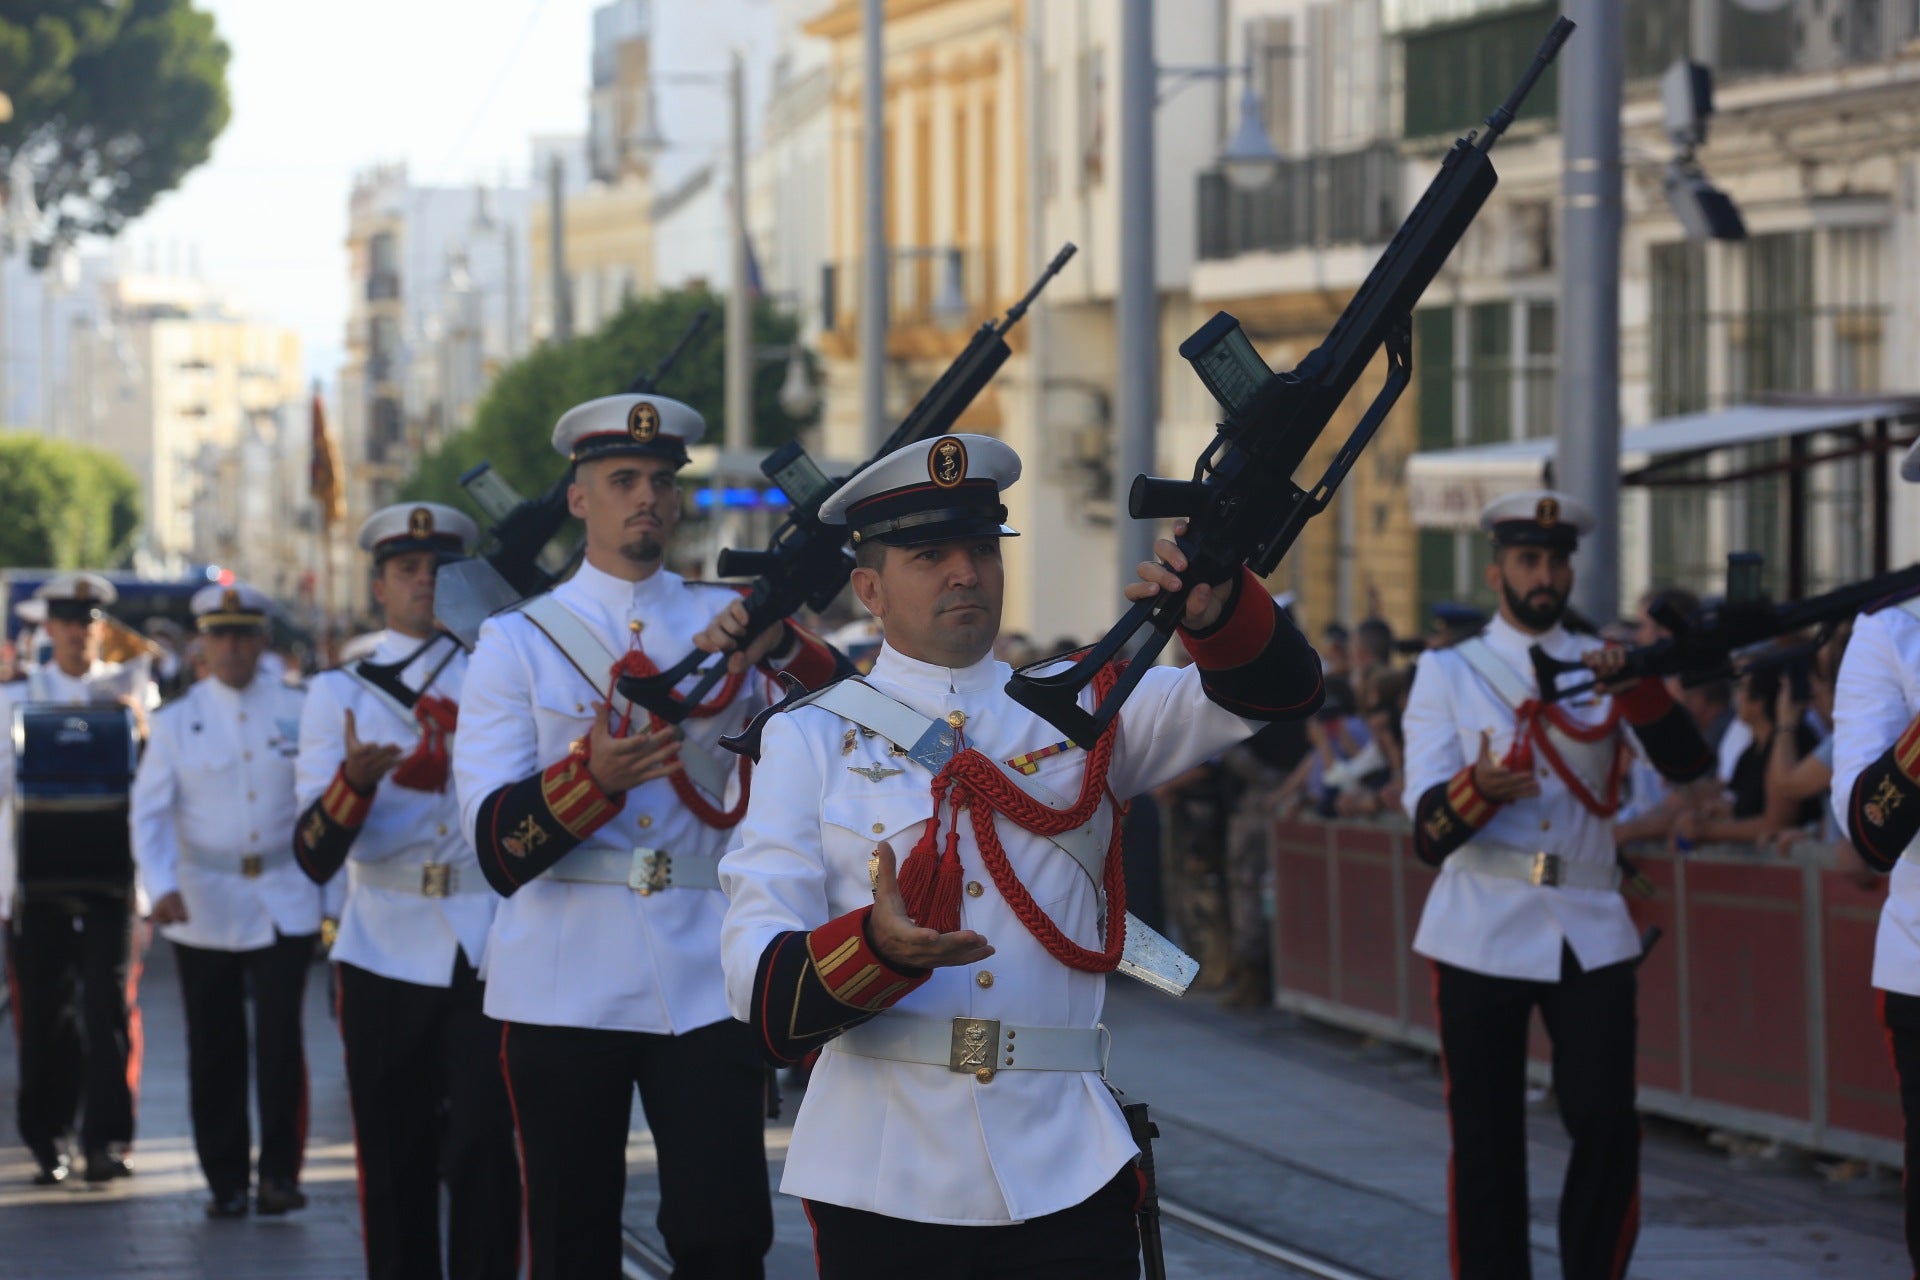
[806,906,922,1012]
[1894,712,1920,783]
[539,750,624,840]
[1445,765,1498,829]
[321,768,374,828]
[1178,567,1273,669]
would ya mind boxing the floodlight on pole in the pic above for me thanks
[930,249,968,330]
[777,345,819,417]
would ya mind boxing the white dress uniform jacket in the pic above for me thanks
[1402,616,1640,981]
[719,644,1263,1225]
[297,633,490,987]
[1830,604,1920,996]
[0,661,157,920]
[456,561,776,1033]
[131,674,321,950]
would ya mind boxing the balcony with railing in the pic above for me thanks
[1196,143,1401,262]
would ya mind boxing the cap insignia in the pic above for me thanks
[1536,497,1560,526]
[929,436,968,490]
[222,588,241,612]
[408,506,434,539]
[629,401,660,443]
[73,580,91,601]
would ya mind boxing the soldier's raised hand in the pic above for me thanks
[1470,729,1541,803]
[1124,519,1236,631]
[866,841,995,970]
[692,599,788,675]
[341,709,405,793]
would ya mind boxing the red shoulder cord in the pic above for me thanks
[1502,696,1625,818]
[606,641,752,829]
[389,694,458,793]
[895,663,1129,973]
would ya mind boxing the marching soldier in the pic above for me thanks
[454,393,839,1279]
[717,434,1325,1278]
[1829,439,1920,1273]
[293,503,520,1279]
[1399,492,1712,1279]
[0,572,155,1185]
[130,582,320,1219]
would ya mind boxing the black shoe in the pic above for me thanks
[84,1149,133,1183]
[254,1181,307,1215]
[30,1153,71,1187]
[205,1190,250,1219]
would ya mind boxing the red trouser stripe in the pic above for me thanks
[123,920,146,1141]
[500,1023,534,1276]
[802,1198,822,1277]
[1611,1167,1641,1279]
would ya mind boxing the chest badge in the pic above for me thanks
[848,763,904,783]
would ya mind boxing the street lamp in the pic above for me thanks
[1219,81,1284,190]
[777,345,819,418]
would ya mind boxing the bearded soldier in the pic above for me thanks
[718,434,1325,1278]
[293,502,519,1279]
[454,393,839,1279]
[1400,492,1712,1279]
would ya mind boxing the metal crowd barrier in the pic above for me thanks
[1266,817,1901,1166]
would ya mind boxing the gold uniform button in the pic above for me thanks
[974,1067,994,1084]
[243,751,252,762]
[247,791,256,802]
[638,815,653,830]
[248,832,258,843]
[1540,820,1551,832]
[629,619,644,634]
[871,823,885,834]
[437,824,448,837]
[976,971,994,989]
[576,704,585,714]
[946,710,967,730]
[966,881,984,898]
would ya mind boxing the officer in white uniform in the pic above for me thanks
[454,392,839,1280]
[1,572,155,1185]
[130,582,321,1219]
[718,435,1326,1278]
[293,502,519,1280]
[1400,492,1712,1280]
[1830,437,1920,1273]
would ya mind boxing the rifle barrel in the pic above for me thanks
[1478,16,1576,151]
[997,242,1077,332]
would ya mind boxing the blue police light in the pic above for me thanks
[692,488,793,511]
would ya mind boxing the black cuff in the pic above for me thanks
[291,798,358,885]
[1847,753,1920,873]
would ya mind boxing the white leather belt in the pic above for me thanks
[545,846,720,895]
[835,1014,1110,1082]
[180,846,291,879]
[350,856,489,899]
[1452,843,1621,892]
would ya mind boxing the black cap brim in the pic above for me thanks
[1490,521,1578,553]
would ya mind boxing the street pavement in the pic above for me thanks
[0,937,1907,1278]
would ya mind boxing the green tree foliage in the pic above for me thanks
[402,285,819,517]
[0,431,142,567]
[0,0,231,263]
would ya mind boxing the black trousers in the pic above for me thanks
[1433,948,1640,1280]
[337,954,521,1280]
[501,1016,772,1280]
[1881,989,1920,1276]
[173,932,313,1197]
[5,890,141,1164]
[805,1165,1143,1280]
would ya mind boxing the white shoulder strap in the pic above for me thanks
[337,667,421,733]
[515,594,734,801]
[1897,596,1920,624]
[1451,636,1534,710]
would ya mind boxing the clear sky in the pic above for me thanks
[122,0,614,386]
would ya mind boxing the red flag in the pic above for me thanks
[309,382,344,529]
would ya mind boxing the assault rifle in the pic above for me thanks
[617,242,1079,723]
[1004,18,1574,748]
[433,309,713,647]
[1530,550,1920,703]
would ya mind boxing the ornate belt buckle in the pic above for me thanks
[240,854,264,879]
[1530,852,1564,887]
[421,863,452,898]
[629,848,670,896]
[949,1017,1002,1082]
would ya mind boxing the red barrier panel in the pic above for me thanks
[1267,817,1903,1164]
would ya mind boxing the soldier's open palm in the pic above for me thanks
[867,841,994,970]
[341,709,405,792]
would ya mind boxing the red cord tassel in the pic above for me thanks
[391,694,458,793]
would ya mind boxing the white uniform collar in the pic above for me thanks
[567,558,680,615]
[203,672,268,705]
[869,641,1003,695]
[1485,612,1567,657]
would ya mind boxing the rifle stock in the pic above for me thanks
[1006,19,1573,749]
[618,244,1080,726]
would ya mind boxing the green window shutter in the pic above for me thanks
[1415,307,1455,452]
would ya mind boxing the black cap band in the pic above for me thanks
[1490,520,1579,553]
[45,601,103,623]
[571,433,690,468]
[373,534,467,565]
[846,479,1018,548]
